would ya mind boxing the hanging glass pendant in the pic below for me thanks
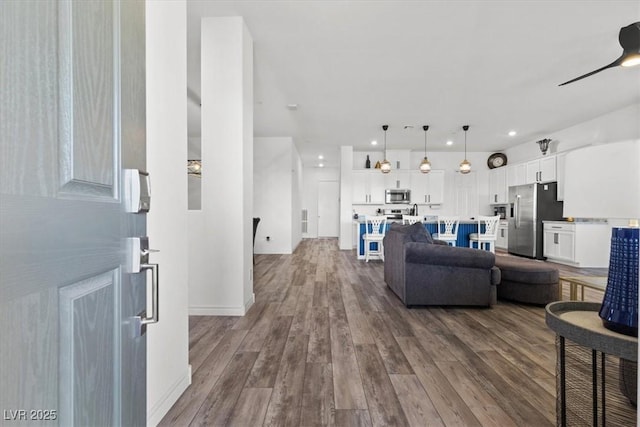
[420,125,431,174]
[459,159,471,174]
[380,124,391,174]
[380,159,391,174]
[459,125,471,174]
[420,157,431,173]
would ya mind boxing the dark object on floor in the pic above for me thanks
[383,223,500,307]
[253,217,260,265]
[495,255,559,305]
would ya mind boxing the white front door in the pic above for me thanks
[318,181,340,237]
[1,1,148,425]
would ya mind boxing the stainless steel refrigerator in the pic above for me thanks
[508,182,564,259]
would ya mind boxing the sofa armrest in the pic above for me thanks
[404,242,495,269]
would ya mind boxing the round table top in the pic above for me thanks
[545,301,638,361]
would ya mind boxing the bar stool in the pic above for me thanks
[436,216,459,246]
[402,215,422,225]
[363,215,387,262]
[469,215,500,253]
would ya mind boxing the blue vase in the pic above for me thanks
[599,227,639,336]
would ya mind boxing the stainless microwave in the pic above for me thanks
[385,189,411,204]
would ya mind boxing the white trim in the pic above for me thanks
[146,366,191,427]
[189,293,254,316]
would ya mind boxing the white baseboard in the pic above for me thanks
[189,294,254,316]
[147,365,190,427]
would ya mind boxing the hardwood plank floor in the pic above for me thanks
[161,238,607,426]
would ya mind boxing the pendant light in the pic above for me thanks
[459,125,471,174]
[419,125,431,173]
[380,125,391,174]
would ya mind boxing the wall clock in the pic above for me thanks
[487,153,507,169]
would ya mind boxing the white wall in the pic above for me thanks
[253,137,302,254]
[504,103,640,163]
[188,17,254,316]
[145,1,190,425]
[302,167,340,238]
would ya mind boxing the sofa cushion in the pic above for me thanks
[389,222,434,243]
[495,256,558,284]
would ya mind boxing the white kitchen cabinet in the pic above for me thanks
[384,169,410,190]
[543,221,610,267]
[385,149,411,170]
[496,222,508,249]
[526,156,556,183]
[352,170,385,204]
[488,167,507,204]
[507,163,526,187]
[409,170,445,204]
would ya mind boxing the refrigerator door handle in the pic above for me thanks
[514,195,521,228]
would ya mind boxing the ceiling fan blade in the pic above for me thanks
[559,56,623,86]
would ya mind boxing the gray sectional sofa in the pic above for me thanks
[383,222,501,307]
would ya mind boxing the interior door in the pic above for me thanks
[1,1,147,425]
[317,181,340,237]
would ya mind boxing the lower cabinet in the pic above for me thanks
[496,222,508,249]
[543,221,610,268]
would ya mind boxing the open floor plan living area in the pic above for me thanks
[163,238,631,426]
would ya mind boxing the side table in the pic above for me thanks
[546,301,637,426]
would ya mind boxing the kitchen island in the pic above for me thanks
[354,217,482,260]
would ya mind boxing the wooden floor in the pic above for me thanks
[160,239,607,427]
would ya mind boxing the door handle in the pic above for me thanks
[514,195,521,228]
[554,233,559,244]
[133,263,159,337]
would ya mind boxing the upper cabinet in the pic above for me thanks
[507,163,526,187]
[384,169,410,189]
[385,150,411,170]
[409,170,445,204]
[352,170,385,204]
[526,156,556,183]
[488,167,508,204]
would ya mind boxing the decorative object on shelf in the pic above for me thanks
[380,125,391,174]
[419,125,432,173]
[537,138,552,156]
[459,125,471,174]
[487,153,507,169]
[563,140,640,337]
[559,21,640,86]
[187,159,202,177]
[600,227,639,336]
[365,155,371,169]
[374,161,381,169]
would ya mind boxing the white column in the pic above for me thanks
[339,146,353,250]
[189,17,254,315]
[145,1,190,425]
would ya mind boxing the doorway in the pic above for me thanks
[317,180,339,237]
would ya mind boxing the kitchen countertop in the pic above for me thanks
[543,220,609,225]
[353,217,480,224]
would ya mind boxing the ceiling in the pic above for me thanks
[186,1,640,168]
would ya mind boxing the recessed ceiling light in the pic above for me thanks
[319,163,324,168]
[371,140,377,146]
[286,104,298,110]
[446,140,453,146]
[508,130,517,136]
[318,155,324,160]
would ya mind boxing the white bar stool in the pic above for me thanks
[363,215,387,262]
[469,215,501,253]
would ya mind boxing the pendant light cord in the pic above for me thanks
[423,125,428,157]
[463,125,469,159]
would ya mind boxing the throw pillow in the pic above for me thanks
[406,222,434,244]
